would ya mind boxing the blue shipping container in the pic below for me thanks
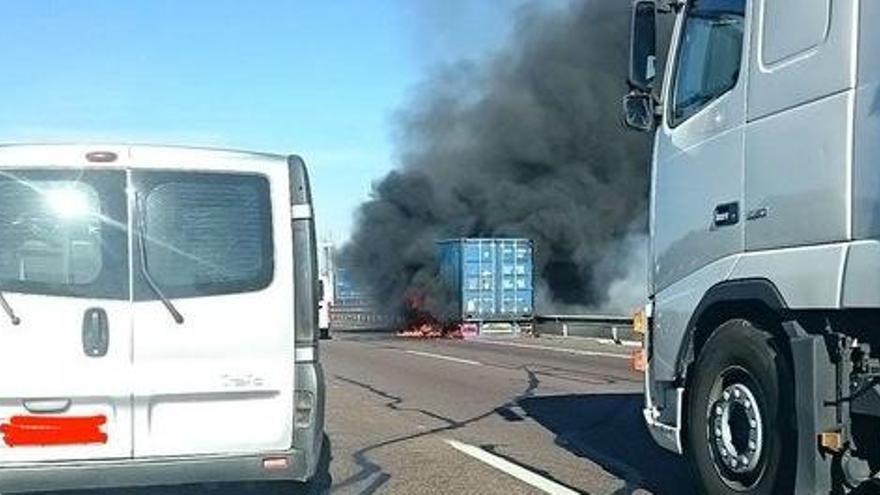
[437,238,534,322]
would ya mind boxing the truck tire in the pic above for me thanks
[686,319,794,495]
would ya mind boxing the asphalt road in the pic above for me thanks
[33,333,697,495]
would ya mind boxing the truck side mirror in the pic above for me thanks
[629,0,657,92]
[318,280,325,300]
[622,91,655,132]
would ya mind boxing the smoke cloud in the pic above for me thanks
[341,0,651,316]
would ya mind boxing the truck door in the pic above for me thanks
[0,168,132,462]
[130,167,295,457]
[744,0,853,250]
[652,0,748,292]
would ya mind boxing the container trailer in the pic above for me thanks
[437,238,534,333]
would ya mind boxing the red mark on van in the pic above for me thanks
[0,415,107,447]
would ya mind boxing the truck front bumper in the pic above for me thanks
[643,402,683,454]
[643,353,684,455]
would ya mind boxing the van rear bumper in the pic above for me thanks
[0,447,313,493]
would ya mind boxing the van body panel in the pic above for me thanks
[0,297,133,463]
[0,165,131,463]
[128,158,295,457]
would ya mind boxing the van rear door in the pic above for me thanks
[131,165,295,457]
[0,168,132,462]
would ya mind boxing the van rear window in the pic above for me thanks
[0,169,128,299]
[134,172,274,299]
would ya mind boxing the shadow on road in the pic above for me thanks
[32,434,334,495]
[517,393,697,495]
[330,369,542,494]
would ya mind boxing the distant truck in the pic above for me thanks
[333,267,372,308]
[624,0,880,493]
[437,238,534,333]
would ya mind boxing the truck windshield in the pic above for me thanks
[0,169,128,299]
[133,171,274,300]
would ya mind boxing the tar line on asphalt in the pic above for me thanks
[475,339,631,360]
[403,349,482,366]
[444,439,580,495]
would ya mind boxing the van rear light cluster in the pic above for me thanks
[294,390,315,428]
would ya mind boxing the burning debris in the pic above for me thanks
[342,0,651,318]
[396,293,445,338]
[395,293,469,339]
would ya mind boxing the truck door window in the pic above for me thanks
[762,0,830,65]
[670,0,745,127]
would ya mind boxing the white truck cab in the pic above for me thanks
[0,144,324,492]
[625,0,880,493]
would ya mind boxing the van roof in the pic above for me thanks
[0,143,296,170]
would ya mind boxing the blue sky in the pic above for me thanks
[0,0,540,242]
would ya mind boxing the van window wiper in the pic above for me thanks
[134,194,184,324]
[0,291,20,325]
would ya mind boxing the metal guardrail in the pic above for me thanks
[534,314,635,342]
[329,305,400,331]
[535,314,634,324]
[328,306,637,343]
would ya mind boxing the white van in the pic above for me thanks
[0,144,325,492]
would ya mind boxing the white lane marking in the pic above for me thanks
[474,339,631,360]
[540,334,641,347]
[444,438,580,495]
[594,338,642,348]
[403,349,482,366]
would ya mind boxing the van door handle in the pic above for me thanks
[82,307,109,358]
[23,398,71,414]
[713,202,739,228]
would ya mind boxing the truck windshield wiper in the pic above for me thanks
[134,194,184,325]
[0,291,20,326]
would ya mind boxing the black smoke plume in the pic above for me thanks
[341,0,652,316]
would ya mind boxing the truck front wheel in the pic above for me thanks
[686,319,794,494]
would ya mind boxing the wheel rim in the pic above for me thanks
[706,366,766,490]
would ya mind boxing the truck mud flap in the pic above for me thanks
[784,321,835,494]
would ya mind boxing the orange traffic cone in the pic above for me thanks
[631,348,646,373]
